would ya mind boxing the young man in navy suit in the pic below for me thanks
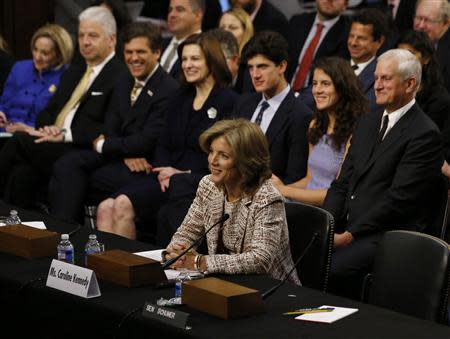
[0,6,127,208]
[48,22,179,223]
[323,49,443,299]
[235,31,312,184]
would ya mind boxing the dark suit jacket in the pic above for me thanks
[153,86,239,173]
[162,38,181,81]
[234,89,312,184]
[357,58,382,114]
[253,0,289,39]
[35,55,127,147]
[323,103,443,237]
[287,13,350,82]
[436,29,450,94]
[102,66,179,159]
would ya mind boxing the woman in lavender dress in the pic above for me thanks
[272,57,367,206]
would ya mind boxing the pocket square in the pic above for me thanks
[91,91,104,96]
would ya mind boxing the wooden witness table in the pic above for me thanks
[1,202,450,338]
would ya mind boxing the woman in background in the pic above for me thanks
[165,119,300,284]
[272,57,366,206]
[219,8,254,54]
[0,24,73,133]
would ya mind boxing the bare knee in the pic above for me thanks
[112,195,135,222]
[96,198,115,231]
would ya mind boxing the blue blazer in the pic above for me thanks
[234,89,312,184]
[153,86,239,174]
[0,60,66,127]
[102,66,179,159]
[356,58,382,114]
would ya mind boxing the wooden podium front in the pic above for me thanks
[182,277,265,319]
[87,249,167,287]
[0,224,59,259]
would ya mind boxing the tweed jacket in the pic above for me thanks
[170,175,300,285]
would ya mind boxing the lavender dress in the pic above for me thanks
[306,134,345,189]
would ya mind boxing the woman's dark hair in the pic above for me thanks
[177,33,232,88]
[92,0,132,31]
[397,30,445,99]
[308,57,367,150]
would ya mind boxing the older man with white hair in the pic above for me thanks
[0,6,127,208]
[414,0,450,92]
[323,48,443,299]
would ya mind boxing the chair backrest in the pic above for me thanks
[368,230,450,323]
[285,202,334,292]
[424,175,449,239]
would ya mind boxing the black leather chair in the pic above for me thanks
[366,230,450,324]
[284,202,334,292]
[424,175,449,239]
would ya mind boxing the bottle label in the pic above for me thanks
[175,281,182,298]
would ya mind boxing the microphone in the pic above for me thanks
[162,213,230,269]
[261,232,319,300]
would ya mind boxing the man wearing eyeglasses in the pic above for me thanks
[414,0,450,92]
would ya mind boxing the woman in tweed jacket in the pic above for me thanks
[165,119,300,285]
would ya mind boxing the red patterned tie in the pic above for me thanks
[292,23,324,91]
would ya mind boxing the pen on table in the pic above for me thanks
[283,307,335,315]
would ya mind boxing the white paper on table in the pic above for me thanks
[134,249,203,281]
[295,305,358,323]
[0,221,47,229]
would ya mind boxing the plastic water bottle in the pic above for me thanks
[57,234,74,264]
[84,234,101,266]
[5,210,21,225]
[174,270,191,303]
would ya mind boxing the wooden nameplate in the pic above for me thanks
[0,224,59,259]
[182,277,265,319]
[87,249,167,287]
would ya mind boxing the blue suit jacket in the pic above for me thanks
[357,58,382,114]
[102,66,179,159]
[0,60,66,128]
[153,86,239,174]
[234,89,312,184]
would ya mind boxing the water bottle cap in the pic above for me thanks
[88,234,97,240]
[61,234,69,240]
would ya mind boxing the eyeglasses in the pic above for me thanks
[413,15,443,25]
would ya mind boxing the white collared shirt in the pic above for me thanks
[351,56,376,77]
[380,98,416,139]
[96,64,160,153]
[291,15,341,89]
[251,85,291,133]
[62,51,115,142]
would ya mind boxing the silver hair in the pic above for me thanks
[416,0,450,22]
[79,6,117,37]
[378,48,422,90]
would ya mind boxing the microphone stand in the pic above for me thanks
[262,232,319,300]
